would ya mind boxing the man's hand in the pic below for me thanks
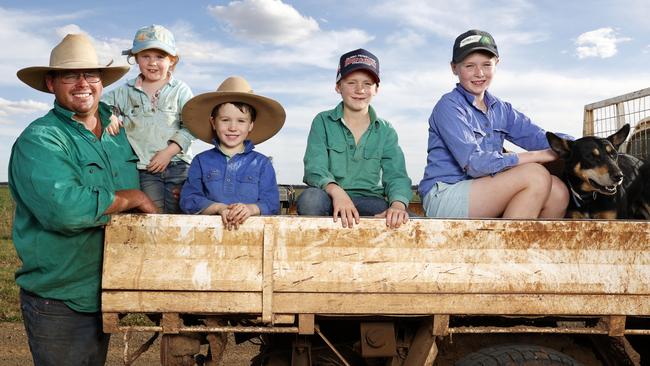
[375,201,409,229]
[326,183,359,228]
[106,189,158,215]
[136,194,159,214]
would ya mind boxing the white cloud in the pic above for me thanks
[0,8,119,86]
[0,98,50,120]
[575,27,631,59]
[208,0,319,45]
[386,29,426,48]
[167,2,373,92]
[372,0,546,44]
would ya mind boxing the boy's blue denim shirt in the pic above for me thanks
[419,84,571,198]
[180,140,280,215]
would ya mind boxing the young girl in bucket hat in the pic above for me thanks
[179,76,285,230]
[103,24,194,213]
[419,29,570,219]
[297,48,412,229]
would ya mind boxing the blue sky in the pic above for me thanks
[1,0,650,184]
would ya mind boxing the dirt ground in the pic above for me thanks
[0,322,258,365]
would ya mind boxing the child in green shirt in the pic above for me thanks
[298,49,412,228]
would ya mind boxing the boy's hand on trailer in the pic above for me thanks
[327,184,360,228]
[221,203,259,230]
[375,201,409,229]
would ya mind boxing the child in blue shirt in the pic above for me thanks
[419,29,569,219]
[180,76,285,229]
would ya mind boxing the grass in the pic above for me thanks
[0,185,20,322]
[0,239,20,322]
[0,185,14,240]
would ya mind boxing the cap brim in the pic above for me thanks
[129,41,177,57]
[17,65,130,93]
[182,92,286,145]
[453,47,498,63]
[337,64,380,83]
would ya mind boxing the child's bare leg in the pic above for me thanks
[539,175,569,218]
[469,163,553,218]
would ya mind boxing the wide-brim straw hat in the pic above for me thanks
[182,76,286,145]
[17,34,130,93]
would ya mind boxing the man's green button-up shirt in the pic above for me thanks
[9,101,139,313]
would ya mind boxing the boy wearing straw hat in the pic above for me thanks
[180,76,285,230]
[10,34,157,365]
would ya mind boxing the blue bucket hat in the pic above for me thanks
[123,24,177,56]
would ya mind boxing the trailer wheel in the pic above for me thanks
[455,344,582,366]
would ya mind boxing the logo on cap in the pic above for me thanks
[336,48,380,83]
[344,54,377,69]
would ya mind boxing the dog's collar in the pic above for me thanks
[567,180,597,208]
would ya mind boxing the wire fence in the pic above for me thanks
[584,87,650,160]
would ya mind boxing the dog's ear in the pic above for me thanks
[546,132,572,159]
[607,124,630,150]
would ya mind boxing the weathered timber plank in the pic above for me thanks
[271,261,650,294]
[270,218,650,294]
[102,291,650,316]
[103,213,263,291]
[272,218,647,251]
[102,291,261,313]
[584,87,650,111]
[262,224,275,323]
[272,293,650,316]
[102,257,262,291]
[103,215,650,299]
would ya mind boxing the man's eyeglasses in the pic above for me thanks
[58,71,102,84]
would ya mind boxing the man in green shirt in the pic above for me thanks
[298,49,412,228]
[10,34,157,366]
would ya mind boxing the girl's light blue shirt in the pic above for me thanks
[102,75,195,169]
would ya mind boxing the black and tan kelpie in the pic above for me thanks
[626,159,650,219]
[546,124,645,219]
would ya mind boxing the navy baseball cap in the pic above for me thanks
[452,30,499,63]
[336,48,380,83]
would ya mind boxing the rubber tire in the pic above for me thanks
[455,344,583,366]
